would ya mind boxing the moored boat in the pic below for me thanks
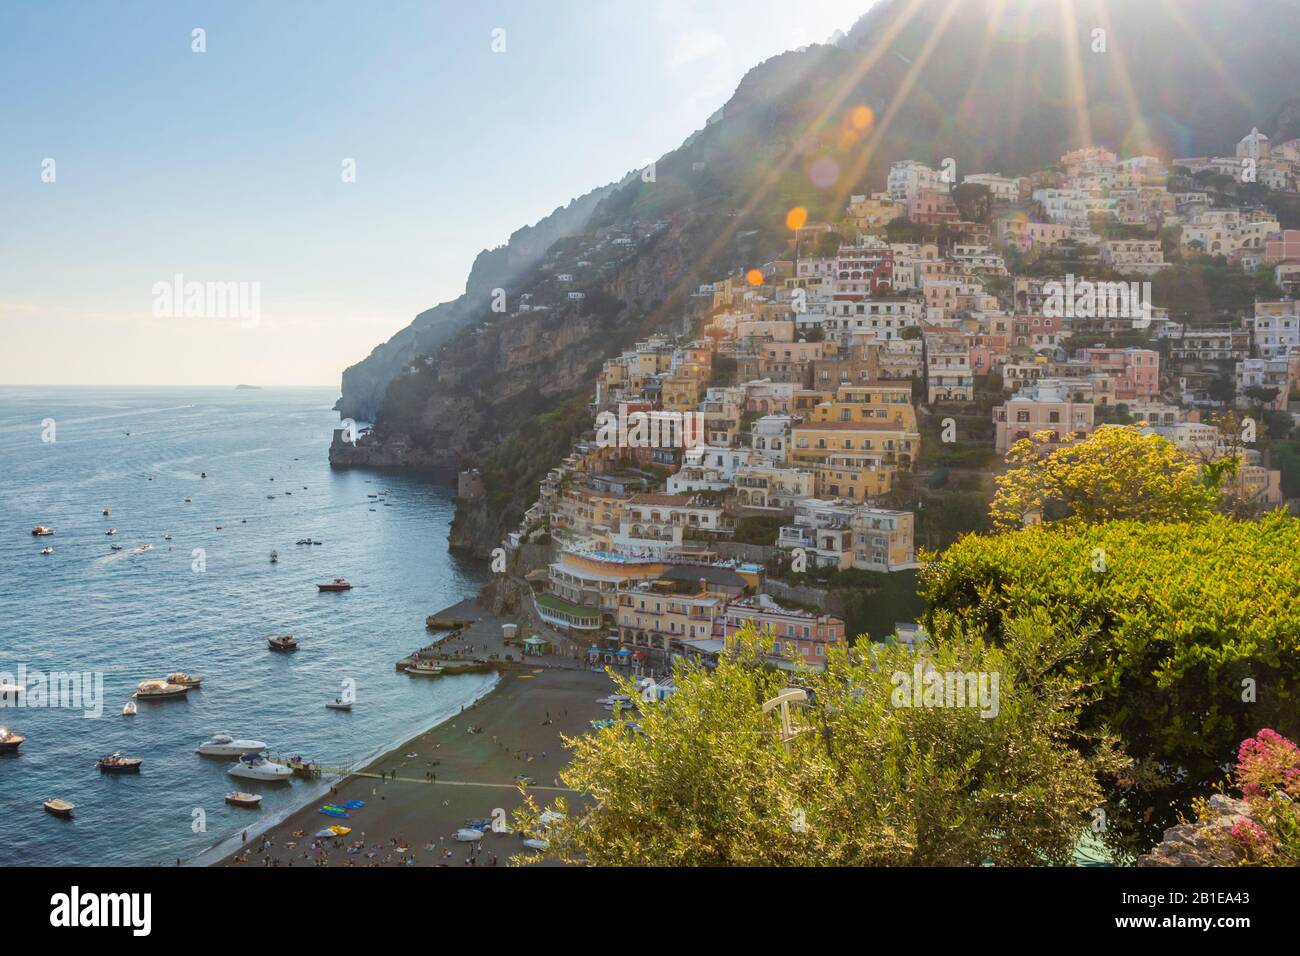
[406,660,444,677]
[32,526,54,536]
[133,679,190,701]
[268,634,298,652]
[40,546,53,555]
[97,752,143,773]
[166,672,202,688]
[225,791,262,808]
[122,701,137,716]
[317,578,353,592]
[105,528,116,536]
[0,727,25,753]
[325,698,352,711]
[228,753,293,781]
[43,799,75,818]
[270,550,278,563]
[196,734,267,757]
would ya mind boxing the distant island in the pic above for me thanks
[235,384,262,390]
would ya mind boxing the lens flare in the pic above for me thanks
[809,157,839,190]
[785,206,808,231]
[745,269,764,286]
[850,105,874,131]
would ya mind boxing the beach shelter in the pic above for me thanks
[522,635,551,657]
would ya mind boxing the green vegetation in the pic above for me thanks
[920,513,1300,856]
[516,616,1122,866]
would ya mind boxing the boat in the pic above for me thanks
[316,825,351,838]
[295,539,311,546]
[102,508,110,516]
[317,578,353,592]
[40,546,53,555]
[268,635,298,652]
[521,837,549,851]
[200,472,207,478]
[133,679,190,701]
[97,752,143,773]
[0,727,25,753]
[196,734,267,757]
[110,544,123,551]
[163,533,172,540]
[184,497,192,503]
[454,828,485,842]
[105,528,116,536]
[597,694,634,710]
[270,550,278,563]
[325,698,352,711]
[405,661,444,677]
[165,672,202,688]
[225,791,262,808]
[122,701,137,716]
[43,799,75,819]
[32,526,54,536]
[228,753,293,782]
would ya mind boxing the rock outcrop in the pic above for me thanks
[1137,795,1252,867]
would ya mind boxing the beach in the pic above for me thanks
[214,663,611,867]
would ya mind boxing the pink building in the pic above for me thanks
[993,379,1096,452]
[1262,229,1300,266]
[722,594,846,667]
[1077,347,1159,399]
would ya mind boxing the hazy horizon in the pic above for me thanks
[1,0,873,388]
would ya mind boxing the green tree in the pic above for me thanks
[990,425,1218,530]
[514,616,1122,866]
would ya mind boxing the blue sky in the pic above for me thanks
[0,0,873,386]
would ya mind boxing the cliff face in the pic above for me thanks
[333,0,1300,553]
[336,180,623,421]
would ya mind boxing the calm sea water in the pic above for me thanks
[0,386,490,866]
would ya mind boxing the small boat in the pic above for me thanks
[317,578,352,592]
[325,698,352,711]
[316,825,351,838]
[97,751,143,773]
[268,635,298,652]
[133,679,190,701]
[163,533,172,541]
[225,791,262,808]
[196,734,267,757]
[32,526,54,536]
[270,550,278,563]
[215,524,223,530]
[266,495,275,500]
[521,837,549,851]
[105,528,116,536]
[0,727,25,753]
[40,546,53,555]
[110,544,123,551]
[228,753,293,782]
[43,799,75,819]
[295,539,311,546]
[122,701,137,716]
[406,661,443,677]
[200,472,207,478]
[454,828,485,842]
[184,497,192,503]
[166,672,202,688]
[102,508,110,516]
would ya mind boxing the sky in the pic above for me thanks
[0,0,874,387]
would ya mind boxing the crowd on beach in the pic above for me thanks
[228,830,505,867]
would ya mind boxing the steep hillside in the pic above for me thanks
[332,0,1300,556]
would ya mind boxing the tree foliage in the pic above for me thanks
[989,425,1219,530]
[919,512,1300,856]
[514,616,1121,866]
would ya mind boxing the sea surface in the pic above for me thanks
[0,386,490,866]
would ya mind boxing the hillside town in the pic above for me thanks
[475,127,1300,676]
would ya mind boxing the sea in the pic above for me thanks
[0,386,491,866]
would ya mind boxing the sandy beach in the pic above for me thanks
[215,663,611,867]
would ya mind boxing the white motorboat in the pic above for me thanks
[325,699,352,711]
[122,701,137,716]
[521,837,549,851]
[454,828,485,842]
[40,546,53,555]
[228,753,292,781]
[196,733,268,757]
[133,679,189,700]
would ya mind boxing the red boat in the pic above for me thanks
[317,578,353,592]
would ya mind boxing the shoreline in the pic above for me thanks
[206,598,611,867]
[187,670,502,867]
